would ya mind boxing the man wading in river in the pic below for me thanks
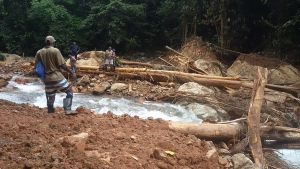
[35,36,77,114]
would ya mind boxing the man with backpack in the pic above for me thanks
[35,36,76,114]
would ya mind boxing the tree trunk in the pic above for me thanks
[120,60,154,68]
[247,67,267,167]
[167,121,300,142]
[168,121,242,141]
[194,15,197,36]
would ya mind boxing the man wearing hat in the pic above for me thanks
[70,42,80,60]
[35,36,76,114]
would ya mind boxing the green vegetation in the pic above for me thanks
[0,0,299,61]
[0,53,5,61]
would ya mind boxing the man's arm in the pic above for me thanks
[56,49,76,78]
[61,64,74,74]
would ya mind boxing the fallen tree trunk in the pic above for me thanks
[120,60,154,68]
[167,121,300,142]
[264,141,300,149]
[75,65,240,80]
[247,67,267,167]
[168,121,243,141]
[72,65,300,94]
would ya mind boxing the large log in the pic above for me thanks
[120,60,154,68]
[247,67,267,167]
[264,141,300,149]
[72,65,300,93]
[75,65,240,80]
[167,121,300,142]
[168,121,242,141]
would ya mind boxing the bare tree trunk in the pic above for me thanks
[184,20,188,44]
[193,15,197,36]
[247,67,267,168]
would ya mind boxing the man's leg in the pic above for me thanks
[46,94,56,113]
[60,80,76,114]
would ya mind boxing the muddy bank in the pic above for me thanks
[0,99,218,168]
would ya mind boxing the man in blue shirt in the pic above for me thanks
[70,42,80,60]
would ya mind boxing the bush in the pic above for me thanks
[0,53,5,61]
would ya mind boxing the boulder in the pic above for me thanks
[194,59,223,76]
[15,77,25,84]
[60,133,89,152]
[110,83,128,92]
[76,57,101,66]
[0,80,8,88]
[77,75,90,86]
[178,82,214,96]
[227,54,300,84]
[21,62,33,69]
[232,153,254,169]
[0,75,12,81]
[92,82,111,95]
[152,149,167,160]
[186,103,220,121]
[206,141,217,159]
[67,51,104,66]
[5,54,22,63]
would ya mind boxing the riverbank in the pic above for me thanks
[0,54,299,168]
[0,99,218,168]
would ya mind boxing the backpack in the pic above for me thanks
[35,60,45,80]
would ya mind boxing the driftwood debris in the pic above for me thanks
[247,67,267,168]
[165,46,186,57]
[165,45,208,74]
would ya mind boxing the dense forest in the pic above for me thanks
[0,0,299,61]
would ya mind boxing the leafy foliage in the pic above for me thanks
[0,53,5,61]
[0,0,298,59]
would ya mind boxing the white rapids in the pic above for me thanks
[1,80,202,123]
[0,77,299,167]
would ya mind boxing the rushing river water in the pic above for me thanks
[1,80,202,123]
[0,77,299,167]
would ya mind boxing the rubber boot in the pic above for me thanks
[63,98,77,115]
[47,102,55,113]
[48,107,55,113]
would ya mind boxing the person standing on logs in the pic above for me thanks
[70,42,80,60]
[104,46,115,72]
[35,36,77,114]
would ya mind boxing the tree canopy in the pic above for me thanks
[0,0,299,59]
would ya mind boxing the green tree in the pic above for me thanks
[83,0,147,51]
[0,0,31,54]
[157,0,202,46]
[27,0,81,55]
